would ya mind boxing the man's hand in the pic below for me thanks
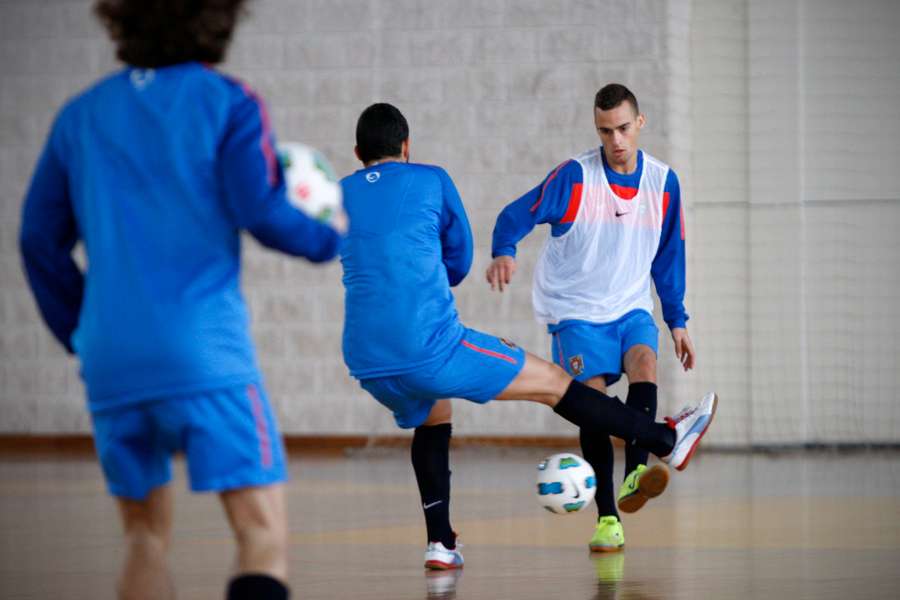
[671,327,695,371]
[486,255,517,292]
[330,207,349,235]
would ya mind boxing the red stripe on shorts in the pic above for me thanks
[461,339,517,364]
[554,333,566,367]
[247,384,273,468]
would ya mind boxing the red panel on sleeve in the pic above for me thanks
[530,160,570,213]
[559,183,583,224]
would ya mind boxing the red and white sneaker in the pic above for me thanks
[424,541,464,570]
[661,392,718,471]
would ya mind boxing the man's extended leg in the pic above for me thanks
[494,352,716,471]
[221,484,289,600]
[412,399,462,569]
[496,353,675,456]
[116,485,175,600]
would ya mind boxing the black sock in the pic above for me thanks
[227,574,289,600]
[411,423,455,549]
[554,380,675,457]
[625,382,658,476]
[580,427,617,520]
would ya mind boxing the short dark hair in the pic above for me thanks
[93,0,248,68]
[594,83,639,115]
[355,103,409,164]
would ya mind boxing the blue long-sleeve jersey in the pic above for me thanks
[491,149,688,330]
[19,62,340,411]
[340,162,473,379]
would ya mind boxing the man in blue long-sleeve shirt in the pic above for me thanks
[18,2,340,599]
[341,103,717,571]
[486,83,698,552]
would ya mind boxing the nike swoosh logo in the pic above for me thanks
[615,211,629,217]
[423,500,443,510]
[567,476,580,499]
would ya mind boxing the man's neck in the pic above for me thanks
[364,155,405,168]
[602,147,639,175]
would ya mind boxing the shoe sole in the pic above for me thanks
[674,393,718,472]
[617,464,670,514]
[425,560,463,570]
[589,544,624,553]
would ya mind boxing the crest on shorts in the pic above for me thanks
[568,354,585,376]
[499,337,517,349]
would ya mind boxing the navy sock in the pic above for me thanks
[411,423,455,549]
[554,380,674,457]
[625,382,658,476]
[226,574,289,600]
[580,427,617,520]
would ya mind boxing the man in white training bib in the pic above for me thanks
[486,83,697,553]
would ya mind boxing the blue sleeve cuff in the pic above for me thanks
[491,247,516,259]
[666,318,687,331]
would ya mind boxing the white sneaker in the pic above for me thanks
[661,392,718,471]
[424,541,464,570]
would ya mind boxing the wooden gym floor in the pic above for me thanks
[1,445,899,599]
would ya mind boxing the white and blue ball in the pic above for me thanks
[535,452,596,514]
[277,142,342,224]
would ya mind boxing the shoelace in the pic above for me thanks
[666,405,697,427]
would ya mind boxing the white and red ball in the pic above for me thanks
[277,142,342,224]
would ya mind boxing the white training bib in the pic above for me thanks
[532,149,669,325]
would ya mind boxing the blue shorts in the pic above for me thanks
[360,328,526,429]
[90,382,287,500]
[550,309,659,386]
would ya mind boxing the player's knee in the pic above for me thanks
[424,399,452,425]
[546,362,572,401]
[125,527,169,558]
[223,486,288,558]
[629,348,657,381]
[234,522,287,560]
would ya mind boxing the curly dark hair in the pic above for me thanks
[94,0,249,67]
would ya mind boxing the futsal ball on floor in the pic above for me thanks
[278,142,342,224]
[536,452,596,514]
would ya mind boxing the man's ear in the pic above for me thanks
[354,145,362,162]
[401,139,410,162]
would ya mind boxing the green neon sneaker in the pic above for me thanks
[617,464,670,514]
[588,515,625,552]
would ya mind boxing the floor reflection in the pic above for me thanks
[425,568,462,599]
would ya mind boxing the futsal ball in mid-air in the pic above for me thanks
[278,142,342,224]
[536,452,596,514]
